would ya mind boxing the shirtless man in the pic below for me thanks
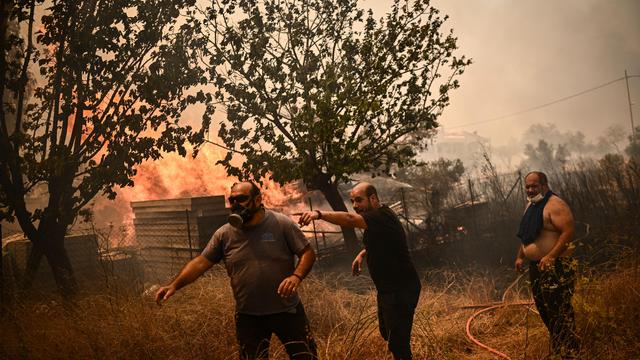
[515,171,579,358]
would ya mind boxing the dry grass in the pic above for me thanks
[1,258,638,360]
[573,253,640,360]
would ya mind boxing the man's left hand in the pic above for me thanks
[277,275,302,298]
[538,255,556,271]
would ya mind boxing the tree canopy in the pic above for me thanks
[0,0,205,294]
[196,0,470,247]
[200,0,469,185]
[625,127,640,161]
[522,140,570,173]
[396,158,465,212]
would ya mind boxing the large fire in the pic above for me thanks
[89,143,328,227]
[20,19,343,246]
[85,142,344,249]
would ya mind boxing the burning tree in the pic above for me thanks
[0,0,205,296]
[197,0,470,249]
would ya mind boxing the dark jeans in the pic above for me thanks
[530,257,580,359]
[377,286,421,360]
[235,302,317,360]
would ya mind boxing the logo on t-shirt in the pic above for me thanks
[261,232,276,242]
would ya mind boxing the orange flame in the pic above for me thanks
[90,144,331,227]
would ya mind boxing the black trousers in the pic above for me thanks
[377,286,421,360]
[530,258,580,358]
[235,302,317,360]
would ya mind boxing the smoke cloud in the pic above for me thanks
[365,0,640,148]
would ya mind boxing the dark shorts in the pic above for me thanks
[377,286,421,360]
[235,302,317,360]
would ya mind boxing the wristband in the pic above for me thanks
[315,210,322,219]
[292,273,303,281]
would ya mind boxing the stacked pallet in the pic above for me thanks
[131,196,229,281]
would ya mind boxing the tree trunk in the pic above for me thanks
[23,241,42,289]
[23,215,78,297]
[0,222,3,307]
[317,182,360,255]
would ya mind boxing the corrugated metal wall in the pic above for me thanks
[131,196,228,281]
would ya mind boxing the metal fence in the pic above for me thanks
[0,173,528,292]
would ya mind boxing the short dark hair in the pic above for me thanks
[525,171,548,185]
[232,181,261,197]
[363,183,378,198]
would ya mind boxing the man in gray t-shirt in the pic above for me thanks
[156,182,317,359]
[202,208,310,314]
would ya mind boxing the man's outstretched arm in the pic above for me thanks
[155,255,214,304]
[298,210,367,229]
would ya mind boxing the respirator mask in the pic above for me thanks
[527,192,544,204]
[228,194,258,228]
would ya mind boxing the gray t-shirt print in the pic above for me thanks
[201,210,310,315]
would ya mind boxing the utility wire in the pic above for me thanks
[202,138,245,154]
[448,74,640,129]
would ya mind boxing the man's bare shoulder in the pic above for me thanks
[546,194,574,221]
[547,194,570,209]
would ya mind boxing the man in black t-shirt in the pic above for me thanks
[299,182,421,360]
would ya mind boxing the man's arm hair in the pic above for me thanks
[168,255,214,290]
[293,245,315,279]
[547,197,576,258]
[318,211,367,229]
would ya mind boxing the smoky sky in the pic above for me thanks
[363,0,640,146]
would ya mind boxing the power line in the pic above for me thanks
[202,138,245,154]
[448,74,640,130]
[625,70,637,141]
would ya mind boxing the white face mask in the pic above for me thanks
[528,192,544,204]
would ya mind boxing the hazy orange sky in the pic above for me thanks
[361,0,640,146]
[187,0,640,148]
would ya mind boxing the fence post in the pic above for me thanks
[185,209,194,260]
[399,187,415,249]
[504,173,522,203]
[467,178,478,237]
[517,170,525,206]
[307,197,320,253]
[0,222,3,307]
[400,187,409,218]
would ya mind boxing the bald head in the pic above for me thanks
[353,182,377,198]
[525,171,548,186]
[231,181,261,197]
[524,171,549,199]
[350,182,380,213]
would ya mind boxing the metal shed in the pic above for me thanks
[131,195,229,281]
